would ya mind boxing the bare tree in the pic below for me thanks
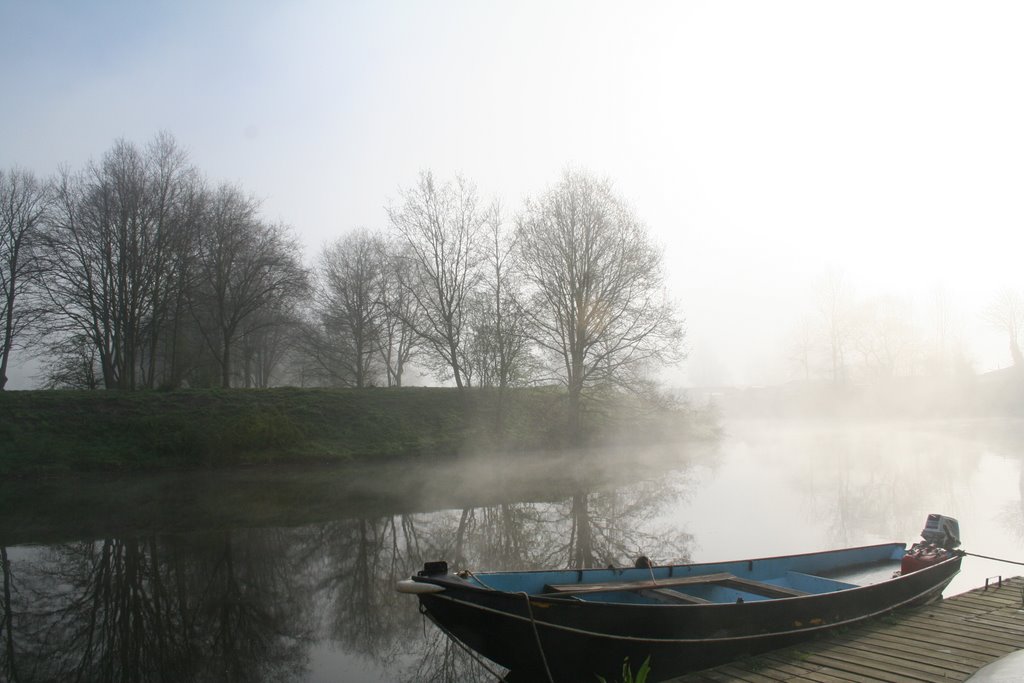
[516,170,684,442]
[788,315,815,382]
[983,288,1024,368]
[926,286,971,376]
[136,133,205,389]
[38,135,200,389]
[469,203,532,389]
[815,268,853,384]
[375,238,421,387]
[311,230,385,387]
[190,185,308,387]
[851,295,922,380]
[238,303,303,388]
[387,172,485,389]
[0,168,49,390]
[466,205,534,432]
[38,333,100,389]
[42,143,152,389]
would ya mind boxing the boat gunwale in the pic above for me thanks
[412,541,919,606]
[413,540,913,602]
[453,540,907,579]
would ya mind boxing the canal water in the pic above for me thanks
[2,418,1022,682]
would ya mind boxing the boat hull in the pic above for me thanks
[411,546,961,682]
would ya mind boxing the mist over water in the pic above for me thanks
[3,417,1022,681]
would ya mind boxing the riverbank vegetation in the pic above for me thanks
[2,135,685,448]
[0,387,716,477]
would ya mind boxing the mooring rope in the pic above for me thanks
[519,591,556,683]
[963,551,1024,567]
[462,568,497,590]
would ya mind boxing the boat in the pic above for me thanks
[397,514,963,682]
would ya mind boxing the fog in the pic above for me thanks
[4,418,1023,681]
[3,1,1024,389]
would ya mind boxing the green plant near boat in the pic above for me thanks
[596,655,651,683]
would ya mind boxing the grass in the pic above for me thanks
[0,386,706,477]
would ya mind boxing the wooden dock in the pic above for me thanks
[673,576,1024,682]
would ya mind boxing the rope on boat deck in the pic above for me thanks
[519,591,556,683]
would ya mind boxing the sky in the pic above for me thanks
[3,0,1024,388]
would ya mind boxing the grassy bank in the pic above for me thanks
[0,386,709,477]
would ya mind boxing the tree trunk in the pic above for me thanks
[0,344,9,391]
[221,332,232,388]
[1,269,15,390]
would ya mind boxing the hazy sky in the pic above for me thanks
[3,1,1023,387]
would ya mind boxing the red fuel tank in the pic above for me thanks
[901,544,950,574]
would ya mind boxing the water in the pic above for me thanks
[2,418,1023,682]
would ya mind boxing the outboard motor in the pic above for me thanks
[920,513,960,550]
[901,514,961,575]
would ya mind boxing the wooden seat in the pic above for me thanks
[639,588,713,604]
[717,576,808,598]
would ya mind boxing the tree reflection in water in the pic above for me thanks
[2,546,19,682]
[386,476,694,681]
[786,423,983,545]
[2,457,697,682]
[4,531,315,682]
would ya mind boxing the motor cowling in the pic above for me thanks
[900,514,960,575]
[920,513,960,550]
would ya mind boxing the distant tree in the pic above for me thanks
[516,170,684,442]
[815,269,853,384]
[470,203,532,389]
[0,168,49,390]
[375,238,421,387]
[926,287,971,376]
[190,185,308,387]
[466,205,534,431]
[983,288,1024,368]
[387,172,486,389]
[238,303,303,388]
[311,229,385,387]
[851,295,922,380]
[788,315,814,382]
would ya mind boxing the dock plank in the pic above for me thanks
[821,637,977,674]
[755,656,860,683]
[672,576,1024,682]
[760,653,873,683]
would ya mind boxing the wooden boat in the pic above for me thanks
[397,514,963,682]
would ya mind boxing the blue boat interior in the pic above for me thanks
[466,543,907,605]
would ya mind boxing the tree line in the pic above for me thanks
[1,133,684,427]
[787,269,1023,386]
